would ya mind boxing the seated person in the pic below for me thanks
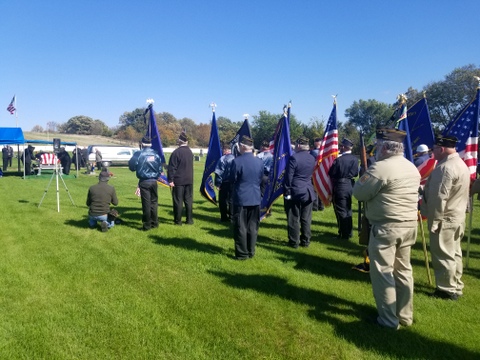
[86,171,118,232]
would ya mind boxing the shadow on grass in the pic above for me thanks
[259,242,371,283]
[210,271,480,360]
[151,235,226,255]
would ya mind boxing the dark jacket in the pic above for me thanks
[230,152,264,206]
[329,153,359,183]
[168,145,194,186]
[86,181,118,216]
[284,149,316,202]
[129,147,162,182]
[214,153,235,187]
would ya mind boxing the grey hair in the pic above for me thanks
[240,142,254,151]
[376,140,404,160]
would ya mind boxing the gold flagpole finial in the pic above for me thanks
[397,93,407,105]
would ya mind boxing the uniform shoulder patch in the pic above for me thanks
[359,174,370,184]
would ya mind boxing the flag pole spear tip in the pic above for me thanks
[474,76,480,88]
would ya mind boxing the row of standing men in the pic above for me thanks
[87,129,470,330]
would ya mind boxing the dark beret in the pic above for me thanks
[435,135,457,148]
[341,138,354,147]
[376,128,406,143]
[179,133,188,142]
[240,135,253,147]
[296,136,309,145]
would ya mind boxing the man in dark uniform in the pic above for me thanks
[57,147,72,175]
[214,144,235,222]
[230,135,264,260]
[329,138,359,239]
[129,136,162,231]
[2,146,8,171]
[24,145,35,176]
[168,132,194,225]
[81,147,89,170]
[284,136,317,248]
[7,146,13,167]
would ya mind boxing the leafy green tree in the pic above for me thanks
[302,116,326,146]
[252,110,304,149]
[344,99,394,137]
[119,108,148,134]
[217,116,241,145]
[421,64,480,128]
[62,115,94,135]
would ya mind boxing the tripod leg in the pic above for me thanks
[38,170,56,208]
[59,172,76,206]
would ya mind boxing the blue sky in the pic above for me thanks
[2,1,480,131]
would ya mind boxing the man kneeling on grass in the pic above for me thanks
[86,170,119,232]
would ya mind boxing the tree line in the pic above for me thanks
[31,64,480,151]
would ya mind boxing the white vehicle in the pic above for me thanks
[88,145,139,167]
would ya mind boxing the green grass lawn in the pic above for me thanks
[0,161,479,359]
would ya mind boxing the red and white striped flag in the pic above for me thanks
[312,99,339,206]
[6,95,16,115]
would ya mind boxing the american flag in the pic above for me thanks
[7,95,16,114]
[442,87,480,180]
[312,99,339,206]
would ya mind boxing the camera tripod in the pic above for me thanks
[38,163,75,212]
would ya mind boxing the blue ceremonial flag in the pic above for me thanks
[200,111,222,205]
[395,103,414,163]
[407,97,435,154]
[442,87,480,180]
[145,103,169,187]
[260,104,293,219]
[230,118,252,157]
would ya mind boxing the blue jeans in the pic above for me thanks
[88,214,114,229]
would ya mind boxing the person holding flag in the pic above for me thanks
[328,138,359,240]
[420,136,470,300]
[284,136,316,248]
[214,143,235,222]
[230,135,264,260]
[128,136,163,231]
[353,128,420,329]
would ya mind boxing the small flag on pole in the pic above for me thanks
[7,95,16,114]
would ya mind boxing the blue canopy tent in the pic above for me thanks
[0,127,25,145]
[0,127,25,175]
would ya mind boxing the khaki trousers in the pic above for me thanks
[368,224,417,328]
[429,223,464,295]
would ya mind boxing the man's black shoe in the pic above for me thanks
[287,242,298,249]
[432,289,458,301]
[299,242,310,248]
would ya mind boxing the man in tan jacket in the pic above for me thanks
[421,135,470,301]
[353,128,420,329]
